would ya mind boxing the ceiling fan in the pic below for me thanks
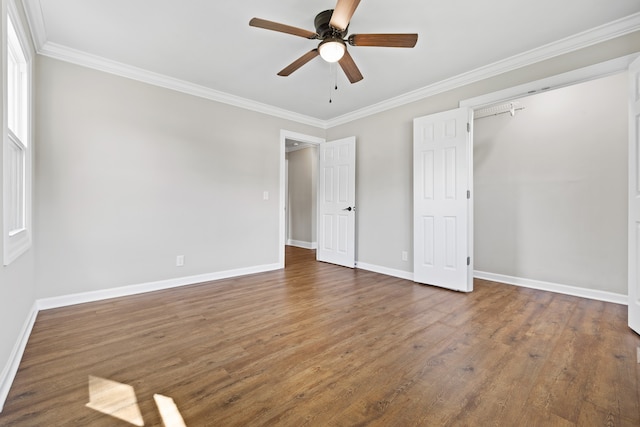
[249,0,418,84]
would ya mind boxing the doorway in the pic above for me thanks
[459,54,636,303]
[279,131,324,267]
[471,72,627,298]
[286,141,318,249]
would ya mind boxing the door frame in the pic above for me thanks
[279,130,325,267]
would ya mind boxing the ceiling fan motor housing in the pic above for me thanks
[315,10,348,39]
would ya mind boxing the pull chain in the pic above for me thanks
[329,63,333,103]
[329,63,338,104]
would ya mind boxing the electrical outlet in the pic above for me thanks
[402,251,408,262]
[176,255,184,267]
[263,191,269,200]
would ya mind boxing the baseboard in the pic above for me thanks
[352,263,627,305]
[474,270,628,305]
[356,261,414,281]
[0,301,39,412]
[37,263,282,310]
[286,240,318,250]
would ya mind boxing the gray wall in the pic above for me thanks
[326,32,640,281]
[286,147,317,246]
[34,56,324,298]
[0,0,36,409]
[474,72,628,294]
[0,243,35,405]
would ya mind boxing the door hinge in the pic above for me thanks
[467,257,471,266]
[467,122,470,132]
[467,190,471,199]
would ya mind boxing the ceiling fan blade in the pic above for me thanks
[348,33,418,48]
[249,18,318,39]
[330,0,361,31]
[278,49,320,76]
[338,50,363,84]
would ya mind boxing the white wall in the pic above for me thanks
[326,31,640,281]
[474,73,628,294]
[34,56,324,298]
[286,146,317,247]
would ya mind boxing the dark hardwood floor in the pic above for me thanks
[1,246,639,426]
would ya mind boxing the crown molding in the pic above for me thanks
[38,42,327,129]
[325,12,640,128]
[22,1,325,127]
[20,0,46,50]
[21,1,640,130]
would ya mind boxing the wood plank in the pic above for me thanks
[1,246,639,426]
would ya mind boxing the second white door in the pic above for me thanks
[317,137,356,268]
[414,107,473,292]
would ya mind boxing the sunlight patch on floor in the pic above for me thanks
[154,394,187,427]
[86,375,144,426]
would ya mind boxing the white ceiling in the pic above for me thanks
[23,1,640,123]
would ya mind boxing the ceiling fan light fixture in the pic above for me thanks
[318,38,346,63]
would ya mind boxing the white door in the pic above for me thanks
[414,107,473,292]
[317,137,356,268]
[628,56,640,334]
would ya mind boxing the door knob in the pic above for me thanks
[343,207,353,211]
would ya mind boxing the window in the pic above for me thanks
[3,4,32,265]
